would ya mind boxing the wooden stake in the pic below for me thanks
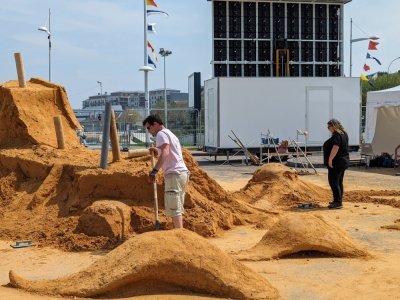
[109,110,121,162]
[53,116,65,149]
[14,53,26,88]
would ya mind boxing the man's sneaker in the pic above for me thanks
[328,202,343,209]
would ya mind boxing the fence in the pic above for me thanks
[78,108,204,148]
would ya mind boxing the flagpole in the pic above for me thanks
[143,0,150,146]
[350,18,353,77]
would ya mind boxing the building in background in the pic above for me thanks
[82,89,188,109]
[211,0,345,78]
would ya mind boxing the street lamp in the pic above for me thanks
[159,48,172,128]
[349,18,379,77]
[387,57,400,88]
[38,8,51,81]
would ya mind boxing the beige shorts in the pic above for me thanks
[164,172,189,218]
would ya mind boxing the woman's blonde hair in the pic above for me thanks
[327,119,346,135]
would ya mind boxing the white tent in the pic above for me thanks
[365,85,400,155]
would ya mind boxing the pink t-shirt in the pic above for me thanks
[156,128,188,175]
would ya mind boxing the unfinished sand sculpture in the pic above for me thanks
[9,229,279,299]
[235,213,370,261]
[0,79,81,148]
[233,164,330,209]
[0,79,266,251]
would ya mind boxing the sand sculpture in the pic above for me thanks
[235,213,370,261]
[233,164,330,209]
[9,229,280,299]
[0,79,81,148]
[0,79,267,251]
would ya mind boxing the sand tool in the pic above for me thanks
[150,146,161,230]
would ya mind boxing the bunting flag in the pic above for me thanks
[147,9,169,17]
[147,23,157,33]
[366,53,382,65]
[152,51,158,62]
[147,40,154,52]
[146,0,158,7]
[363,64,370,72]
[368,40,379,50]
[360,74,369,81]
[148,55,157,68]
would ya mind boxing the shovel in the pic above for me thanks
[150,148,161,230]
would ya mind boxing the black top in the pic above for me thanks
[323,132,350,169]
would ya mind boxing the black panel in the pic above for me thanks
[316,65,327,77]
[316,42,327,62]
[244,64,257,77]
[301,64,313,77]
[229,64,242,77]
[315,5,327,40]
[229,40,241,61]
[214,64,227,77]
[258,41,270,61]
[301,4,313,40]
[244,40,256,61]
[273,3,285,39]
[287,3,299,39]
[301,42,313,62]
[229,1,241,39]
[330,64,341,76]
[213,1,227,38]
[244,2,256,39]
[214,40,227,61]
[288,41,300,62]
[259,64,271,77]
[290,64,299,77]
[258,2,270,39]
[329,42,339,62]
[329,5,340,40]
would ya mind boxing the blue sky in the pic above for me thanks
[1,0,399,108]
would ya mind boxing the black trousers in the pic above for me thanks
[328,167,346,204]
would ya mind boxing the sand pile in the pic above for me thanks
[344,190,400,209]
[9,229,279,299]
[235,213,370,261]
[0,79,268,250]
[233,164,330,209]
[0,146,266,250]
[0,79,81,148]
[381,219,400,231]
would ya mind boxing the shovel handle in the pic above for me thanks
[150,147,160,230]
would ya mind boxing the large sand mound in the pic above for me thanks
[235,213,370,261]
[0,78,270,250]
[9,229,279,299]
[0,79,80,148]
[0,146,266,250]
[233,164,330,208]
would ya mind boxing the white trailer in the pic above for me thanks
[204,77,361,152]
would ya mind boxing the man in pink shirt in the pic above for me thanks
[143,115,189,229]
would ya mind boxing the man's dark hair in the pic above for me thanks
[143,114,164,126]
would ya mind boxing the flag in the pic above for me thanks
[366,53,382,65]
[368,40,379,50]
[147,40,154,52]
[147,23,156,33]
[360,74,369,81]
[152,51,158,62]
[146,0,157,7]
[148,55,157,68]
[147,9,169,17]
[363,64,370,72]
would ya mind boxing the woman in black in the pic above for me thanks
[323,119,350,209]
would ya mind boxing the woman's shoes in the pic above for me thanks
[328,202,343,209]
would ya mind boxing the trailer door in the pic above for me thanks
[306,87,333,145]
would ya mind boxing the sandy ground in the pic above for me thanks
[0,163,399,300]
